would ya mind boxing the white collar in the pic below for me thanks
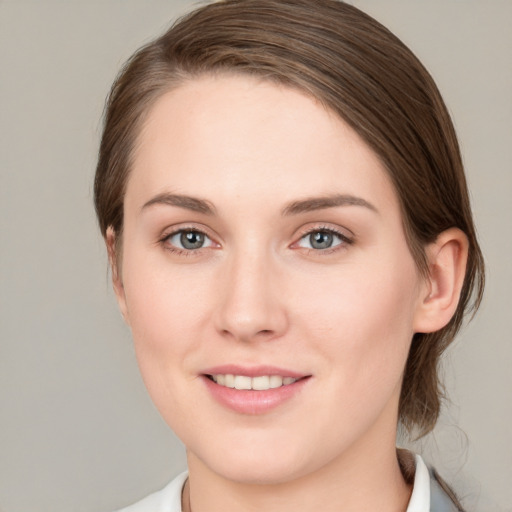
[406,454,430,512]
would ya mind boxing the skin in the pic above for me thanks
[109,75,468,512]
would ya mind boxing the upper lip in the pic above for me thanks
[201,364,308,379]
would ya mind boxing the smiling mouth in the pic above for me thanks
[206,374,302,390]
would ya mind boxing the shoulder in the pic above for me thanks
[113,471,188,512]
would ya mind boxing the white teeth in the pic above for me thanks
[234,375,252,390]
[224,374,235,388]
[269,375,283,388]
[211,374,298,390]
[252,376,270,390]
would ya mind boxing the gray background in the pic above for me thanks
[1,0,510,511]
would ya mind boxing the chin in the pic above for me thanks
[187,429,325,486]
[210,455,309,485]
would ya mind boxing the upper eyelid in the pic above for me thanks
[295,223,354,240]
[160,227,217,254]
[292,225,356,253]
[160,224,214,240]
[158,225,218,252]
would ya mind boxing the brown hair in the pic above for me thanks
[94,0,484,437]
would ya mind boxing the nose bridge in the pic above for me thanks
[215,240,287,342]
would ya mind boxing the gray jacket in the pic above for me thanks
[430,468,464,511]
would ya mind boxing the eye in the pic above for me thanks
[296,229,350,250]
[165,229,214,251]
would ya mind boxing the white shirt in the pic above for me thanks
[116,454,430,512]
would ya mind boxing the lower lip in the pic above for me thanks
[202,376,310,415]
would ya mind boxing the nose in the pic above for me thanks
[213,247,288,343]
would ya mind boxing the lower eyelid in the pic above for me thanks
[161,227,220,253]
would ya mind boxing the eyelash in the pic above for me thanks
[159,225,354,256]
[159,226,216,257]
[295,225,354,255]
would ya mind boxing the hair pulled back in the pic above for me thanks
[94,0,484,437]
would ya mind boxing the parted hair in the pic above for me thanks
[94,0,485,437]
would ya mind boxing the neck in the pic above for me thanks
[184,430,412,512]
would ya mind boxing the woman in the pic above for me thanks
[94,0,485,510]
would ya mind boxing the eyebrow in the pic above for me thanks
[141,192,377,217]
[282,194,378,216]
[142,193,216,215]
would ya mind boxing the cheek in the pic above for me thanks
[123,247,210,337]
[284,258,420,452]
[119,248,215,397]
[292,255,420,383]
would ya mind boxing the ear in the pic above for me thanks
[106,227,130,325]
[413,228,469,333]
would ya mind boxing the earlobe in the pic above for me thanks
[106,227,130,325]
[413,228,469,334]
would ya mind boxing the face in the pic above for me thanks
[114,75,428,484]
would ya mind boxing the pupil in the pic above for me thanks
[181,231,204,249]
[310,231,332,249]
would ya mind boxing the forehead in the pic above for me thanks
[127,74,398,214]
